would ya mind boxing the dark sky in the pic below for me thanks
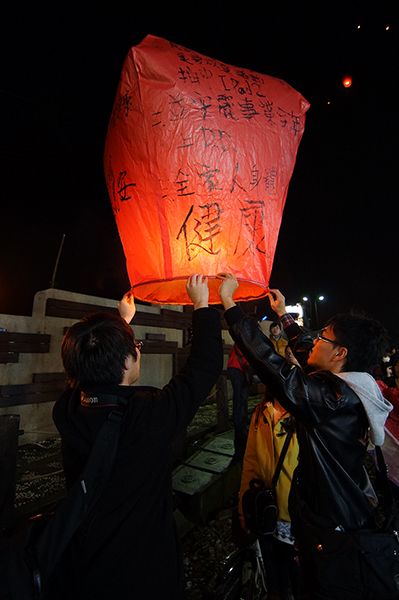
[1,2,398,340]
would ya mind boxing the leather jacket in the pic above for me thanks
[225,306,376,532]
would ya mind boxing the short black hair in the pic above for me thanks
[62,312,137,387]
[270,321,281,330]
[326,312,389,374]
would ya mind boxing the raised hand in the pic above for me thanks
[118,290,136,323]
[186,274,209,309]
[267,288,287,318]
[217,273,239,310]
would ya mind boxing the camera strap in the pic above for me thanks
[271,417,294,488]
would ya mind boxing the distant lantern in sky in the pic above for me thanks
[104,34,310,304]
[342,75,353,88]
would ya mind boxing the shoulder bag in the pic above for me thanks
[242,417,294,536]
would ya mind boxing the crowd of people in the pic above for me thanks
[10,272,397,599]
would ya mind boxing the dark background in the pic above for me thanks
[1,2,397,340]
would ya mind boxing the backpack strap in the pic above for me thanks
[80,391,123,408]
[33,399,127,578]
[271,417,294,488]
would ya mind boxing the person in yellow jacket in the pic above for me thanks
[238,348,300,599]
[269,321,289,357]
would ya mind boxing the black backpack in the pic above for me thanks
[0,403,125,600]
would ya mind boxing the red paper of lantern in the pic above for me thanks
[104,35,310,304]
[342,75,352,88]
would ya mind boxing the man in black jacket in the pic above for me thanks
[52,274,223,600]
[218,273,395,599]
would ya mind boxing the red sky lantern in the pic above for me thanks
[104,34,310,304]
[342,75,353,88]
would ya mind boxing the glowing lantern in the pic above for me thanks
[342,75,352,88]
[104,34,310,304]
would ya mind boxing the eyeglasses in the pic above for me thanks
[316,332,338,346]
[134,340,143,352]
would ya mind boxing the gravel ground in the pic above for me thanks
[183,503,239,599]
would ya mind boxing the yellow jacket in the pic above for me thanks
[270,335,288,357]
[239,400,299,527]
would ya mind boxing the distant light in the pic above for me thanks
[286,303,304,319]
[327,100,331,105]
[261,315,268,321]
[302,295,325,302]
[342,75,352,88]
[385,25,390,31]
[356,24,361,30]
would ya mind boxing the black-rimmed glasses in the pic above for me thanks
[316,332,338,346]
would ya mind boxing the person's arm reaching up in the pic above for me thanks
[118,290,136,323]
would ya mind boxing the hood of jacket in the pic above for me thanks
[336,372,393,445]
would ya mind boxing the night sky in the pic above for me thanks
[1,2,398,341]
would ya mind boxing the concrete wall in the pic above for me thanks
[0,288,232,443]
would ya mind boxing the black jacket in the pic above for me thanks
[52,307,223,600]
[225,306,375,532]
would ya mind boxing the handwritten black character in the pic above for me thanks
[177,133,194,149]
[193,94,213,120]
[151,110,163,127]
[117,171,136,203]
[250,165,261,190]
[198,126,217,150]
[177,66,200,85]
[177,203,222,261]
[230,162,247,194]
[220,76,252,96]
[198,164,222,193]
[247,73,266,98]
[264,167,277,195]
[120,92,133,118]
[190,53,204,64]
[110,92,132,127]
[216,61,231,74]
[238,97,260,120]
[106,162,119,215]
[217,94,236,120]
[277,107,301,136]
[235,69,250,81]
[175,169,195,197]
[197,65,213,80]
[175,51,194,65]
[234,200,266,256]
[198,127,233,155]
[259,98,275,125]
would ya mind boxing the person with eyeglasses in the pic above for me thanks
[217,273,395,600]
[51,275,223,600]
